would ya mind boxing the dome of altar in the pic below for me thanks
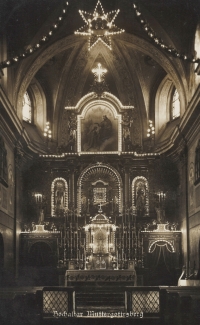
[91,213,110,224]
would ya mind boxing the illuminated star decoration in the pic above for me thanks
[75,0,125,51]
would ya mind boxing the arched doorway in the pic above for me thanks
[28,242,55,267]
[148,240,177,285]
[26,242,57,285]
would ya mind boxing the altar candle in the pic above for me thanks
[142,237,143,254]
[132,230,133,248]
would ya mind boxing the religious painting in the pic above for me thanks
[81,105,118,152]
[93,187,106,203]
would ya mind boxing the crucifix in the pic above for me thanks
[92,63,107,82]
[98,202,103,213]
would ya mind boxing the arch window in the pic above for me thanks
[195,140,200,184]
[22,91,32,123]
[171,88,180,120]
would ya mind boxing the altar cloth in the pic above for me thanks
[65,269,136,286]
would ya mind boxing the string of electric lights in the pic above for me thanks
[0,1,69,70]
[132,2,200,64]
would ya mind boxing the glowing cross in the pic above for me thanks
[98,202,103,213]
[92,63,107,82]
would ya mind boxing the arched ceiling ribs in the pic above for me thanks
[14,35,85,117]
[51,42,88,138]
[56,39,143,142]
[112,39,148,137]
[116,34,188,110]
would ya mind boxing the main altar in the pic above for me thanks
[65,205,136,286]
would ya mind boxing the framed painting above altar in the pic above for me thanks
[78,102,120,153]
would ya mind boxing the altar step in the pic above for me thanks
[75,288,125,311]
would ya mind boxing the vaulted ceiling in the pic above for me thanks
[1,0,199,148]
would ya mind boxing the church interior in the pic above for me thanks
[0,0,200,323]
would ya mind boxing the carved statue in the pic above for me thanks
[155,207,165,224]
[136,188,146,217]
[68,112,77,141]
[55,182,65,212]
[38,209,44,224]
[121,111,133,141]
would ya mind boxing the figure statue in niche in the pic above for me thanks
[136,188,146,217]
[55,182,65,212]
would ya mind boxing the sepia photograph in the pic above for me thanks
[0,0,200,324]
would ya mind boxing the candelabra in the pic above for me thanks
[146,120,155,151]
[44,121,52,145]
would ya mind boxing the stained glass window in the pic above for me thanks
[22,91,32,123]
[172,89,180,119]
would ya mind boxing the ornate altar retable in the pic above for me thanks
[65,210,136,286]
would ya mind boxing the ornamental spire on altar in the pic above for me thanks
[75,0,125,51]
